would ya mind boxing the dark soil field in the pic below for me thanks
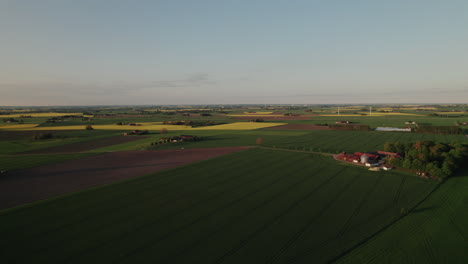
[0,148,437,263]
[0,147,250,210]
[19,135,147,154]
[267,124,331,130]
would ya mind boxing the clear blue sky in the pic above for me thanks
[1,0,467,105]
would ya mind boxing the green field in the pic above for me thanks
[148,129,467,154]
[337,167,468,264]
[0,148,437,263]
[0,153,95,171]
[0,130,122,154]
[1,105,467,263]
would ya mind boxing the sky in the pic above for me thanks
[1,0,468,106]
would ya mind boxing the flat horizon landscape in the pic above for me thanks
[0,104,467,263]
[2,1,468,263]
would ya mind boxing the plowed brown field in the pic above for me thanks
[0,147,250,210]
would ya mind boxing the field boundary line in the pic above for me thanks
[213,166,348,264]
[327,181,444,264]
[256,146,334,156]
[167,166,330,263]
[59,150,302,262]
[266,170,363,264]
[122,157,323,263]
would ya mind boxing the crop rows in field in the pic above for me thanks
[0,148,437,263]
[337,168,468,264]
[264,130,467,153]
[147,129,466,154]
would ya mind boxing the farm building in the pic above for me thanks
[375,127,412,132]
[354,152,380,161]
[336,153,361,163]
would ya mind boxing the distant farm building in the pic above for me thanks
[335,151,398,171]
[375,127,412,132]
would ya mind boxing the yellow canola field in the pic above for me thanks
[227,115,284,117]
[191,122,286,130]
[318,114,364,117]
[3,122,284,131]
[0,113,83,118]
[318,112,424,117]
[435,112,467,115]
[398,107,437,110]
[363,112,424,116]
[242,112,273,115]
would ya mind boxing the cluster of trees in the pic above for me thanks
[283,113,300,116]
[162,120,224,127]
[415,125,462,135]
[150,135,202,146]
[162,120,191,125]
[249,119,264,122]
[384,141,468,178]
[32,132,55,140]
[3,118,22,123]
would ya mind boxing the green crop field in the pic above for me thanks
[0,130,122,154]
[0,153,94,171]
[262,130,467,153]
[337,167,468,264]
[147,129,467,154]
[0,148,437,263]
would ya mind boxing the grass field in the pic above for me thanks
[148,129,467,154]
[0,130,122,154]
[0,148,437,263]
[337,167,468,264]
[0,112,83,118]
[0,153,94,171]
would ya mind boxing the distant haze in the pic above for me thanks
[1,0,468,106]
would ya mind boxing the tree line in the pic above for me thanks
[384,141,468,179]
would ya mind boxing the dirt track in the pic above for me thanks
[19,135,147,154]
[0,147,250,210]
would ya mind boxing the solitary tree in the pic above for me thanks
[85,124,94,130]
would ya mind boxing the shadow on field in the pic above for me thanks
[411,206,437,214]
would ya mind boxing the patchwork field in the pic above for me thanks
[1,105,467,263]
[1,122,286,131]
[0,147,250,210]
[0,112,83,118]
[19,135,148,154]
[0,148,436,263]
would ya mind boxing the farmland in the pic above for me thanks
[148,129,466,154]
[0,104,467,263]
[0,148,437,263]
[337,166,468,263]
